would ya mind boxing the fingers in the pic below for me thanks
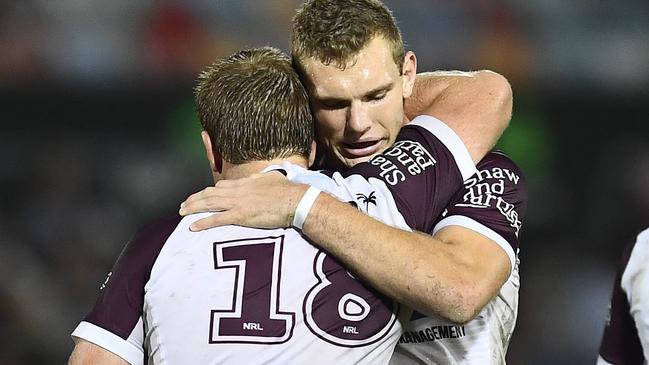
[183,186,218,206]
[180,175,283,216]
[189,213,231,232]
[180,186,234,216]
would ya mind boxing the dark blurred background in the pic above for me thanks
[1,0,648,364]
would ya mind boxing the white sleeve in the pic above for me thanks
[433,215,516,274]
[621,228,649,361]
[408,115,476,181]
[72,318,145,365]
[595,355,615,365]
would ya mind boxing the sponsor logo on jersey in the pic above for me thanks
[459,167,522,236]
[355,192,377,212]
[398,325,466,344]
[369,140,437,186]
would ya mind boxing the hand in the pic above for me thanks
[179,171,309,231]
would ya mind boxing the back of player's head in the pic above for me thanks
[194,47,314,164]
[291,0,405,72]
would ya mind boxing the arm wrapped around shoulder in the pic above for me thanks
[404,70,513,163]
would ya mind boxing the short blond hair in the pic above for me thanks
[195,47,313,164]
[291,0,405,72]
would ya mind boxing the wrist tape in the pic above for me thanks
[292,186,321,230]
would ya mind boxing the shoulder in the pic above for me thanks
[403,115,476,181]
[621,227,649,294]
[477,151,522,171]
[466,151,528,210]
[598,229,648,364]
[130,215,184,248]
[117,215,184,269]
[635,227,649,251]
[624,227,649,273]
[78,214,183,348]
[474,151,525,185]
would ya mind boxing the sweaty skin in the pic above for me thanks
[181,171,512,323]
[180,37,514,323]
[303,38,511,169]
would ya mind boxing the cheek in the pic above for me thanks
[315,111,345,137]
[374,95,404,131]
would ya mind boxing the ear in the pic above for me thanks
[401,51,417,99]
[307,140,318,168]
[201,131,222,174]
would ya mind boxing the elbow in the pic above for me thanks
[445,302,482,325]
[415,288,485,325]
[476,70,513,130]
[439,285,487,325]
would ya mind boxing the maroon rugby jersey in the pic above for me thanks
[392,151,528,365]
[72,115,477,364]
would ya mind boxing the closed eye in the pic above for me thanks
[363,91,387,103]
[318,98,349,110]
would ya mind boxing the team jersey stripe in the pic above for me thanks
[72,321,144,365]
[596,355,616,365]
[408,115,477,181]
[432,215,516,273]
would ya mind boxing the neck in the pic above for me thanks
[221,155,309,180]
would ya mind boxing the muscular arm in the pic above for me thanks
[69,339,129,365]
[301,191,511,323]
[182,174,511,324]
[405,71,512,163]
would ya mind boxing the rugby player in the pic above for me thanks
[597,228,649,365]
[69,45,488,364]
[180,0,528,363]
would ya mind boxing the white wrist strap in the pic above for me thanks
[292,186,321,230]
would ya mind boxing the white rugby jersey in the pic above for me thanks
[72,115,477,364]
[598,227,649,365]
[390,152,528,365]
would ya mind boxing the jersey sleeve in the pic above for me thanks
[598,230,649,365]
[71,215,181,365]
[333,115,477,232]
[432,152,528,272]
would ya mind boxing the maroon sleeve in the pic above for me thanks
[599,240,645,365]
[438,151,528,253]
[83,215,182,339]
[340,123,469,233]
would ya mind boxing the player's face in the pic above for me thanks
[301,37,416,169]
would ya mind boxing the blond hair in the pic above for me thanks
[292,0,405,72]
[195,47,313,164]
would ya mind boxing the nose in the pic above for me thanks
[346,100,372,135]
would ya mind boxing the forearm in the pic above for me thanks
[68,339,129,365]
[404,70,512,163]
[302,191,497,323]
[179,172,512,323]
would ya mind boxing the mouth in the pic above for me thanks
[340,139,384,159]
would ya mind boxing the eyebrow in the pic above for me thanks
[362,82,394,99]
[314,81,394,103]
